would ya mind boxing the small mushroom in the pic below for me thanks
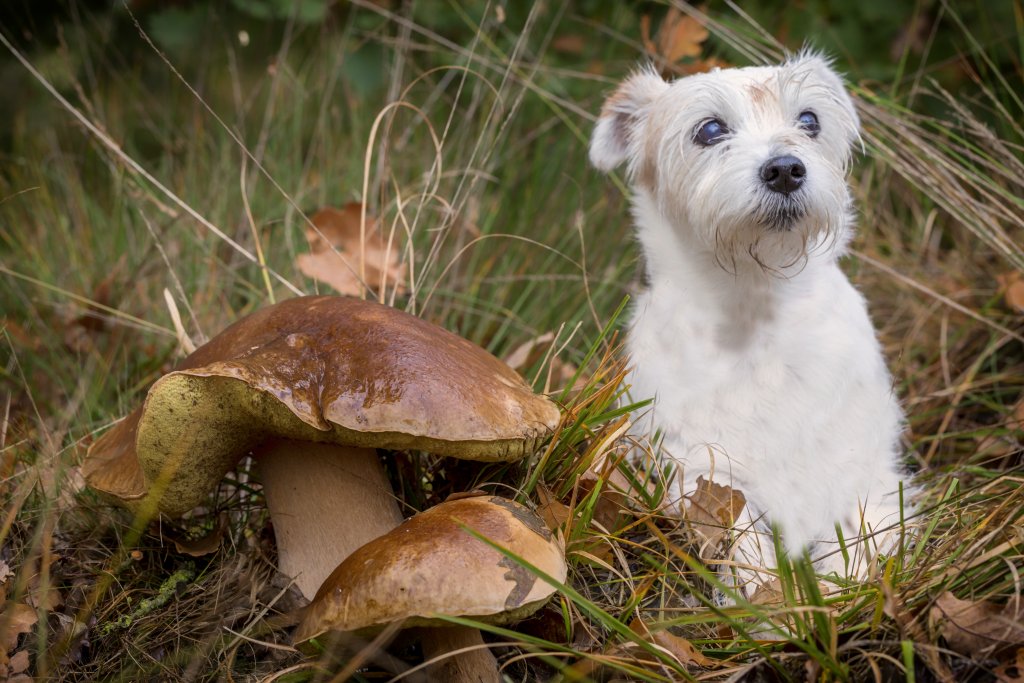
[82,296,560,601]
[295,495,567,681]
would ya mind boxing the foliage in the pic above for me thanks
[0,1,1021,681]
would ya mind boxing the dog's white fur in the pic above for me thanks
[590,53,908,586]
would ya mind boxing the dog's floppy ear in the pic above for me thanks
[590,67,669,172]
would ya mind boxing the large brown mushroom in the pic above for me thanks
[295,495,567,681]
[82,295,560,603]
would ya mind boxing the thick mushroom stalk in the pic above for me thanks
[414,626,503,683]
[256,440,403,598]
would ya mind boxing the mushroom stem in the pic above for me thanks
[256,438,403,599]
[262,440,505,682]
[415,626,502,683]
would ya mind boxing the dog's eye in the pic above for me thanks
[694,119,729,146]
[797,111,820,137]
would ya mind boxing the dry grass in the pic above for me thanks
[1,2,1021,682]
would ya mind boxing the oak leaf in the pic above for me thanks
[168,514,228,557]
[535,484,571,532]
[629,617,717,668]
[8,649,29,674]
[685,476,746,547]
[641,7,709,65]
[503,331,579,395]
[295,203,405,297]
[929,591,1024,657]
[995,647,1024,682]
[996,271,1024,313]
[1,602,37,652]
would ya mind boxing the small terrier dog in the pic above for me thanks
[590,53,908,587]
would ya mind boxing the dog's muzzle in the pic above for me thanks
[760,155,806,195]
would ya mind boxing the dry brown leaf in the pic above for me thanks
[975,433,1018,458]
[8,649,29,674]
[25,585,61,612]
[295,203,405,297]
[629,617,717,668]
[929,591,1024,657]
[169,514,228,557]
[996,271,1024,313]
[652,629,715,667]
[577,472,626,533]
[0,318,40,351]
[536,484,571,532]
[749,579,786,606]
[503,332,579,395]
[996,647,1024,682]
[1,602,37,652]
[685,477,746,547]
[641,7,709,65]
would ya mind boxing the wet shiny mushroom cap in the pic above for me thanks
[294,496,566,642]
[82,296,561,516]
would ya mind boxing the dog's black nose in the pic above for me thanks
[760,155,806,195]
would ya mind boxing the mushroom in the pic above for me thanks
[295,495,567,681]
[82,295,560,603]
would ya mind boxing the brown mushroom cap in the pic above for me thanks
[294,496,566,642]
[83,296,560,516]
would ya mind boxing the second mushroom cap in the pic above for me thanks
[294,495,567,642]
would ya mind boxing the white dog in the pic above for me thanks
[590,53,908,588]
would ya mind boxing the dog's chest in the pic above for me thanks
[625,268,873,460]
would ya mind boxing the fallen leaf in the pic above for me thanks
[1,602,37,652]
[929,591,1024,657]
[975,433,1018,458]
[8,649,29,674]
[996,271,1024,313]
[629,617,717,668]
[0,562,11,586]
[168,514,228,557]
[26,585,61,612]
[576,471,626,533]
[0,318,40,351]
[749,579,785,606]
[536,484,571,532]
[882,578,953,683]
[685,477,746,547]
[295,203,405,298]
[503,332,579,395]
[641,7,709,65]
[996,647,1024,682]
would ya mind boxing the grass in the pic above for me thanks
[1,2,1022,681]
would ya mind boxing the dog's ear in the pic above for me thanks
[590,67,669,172]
